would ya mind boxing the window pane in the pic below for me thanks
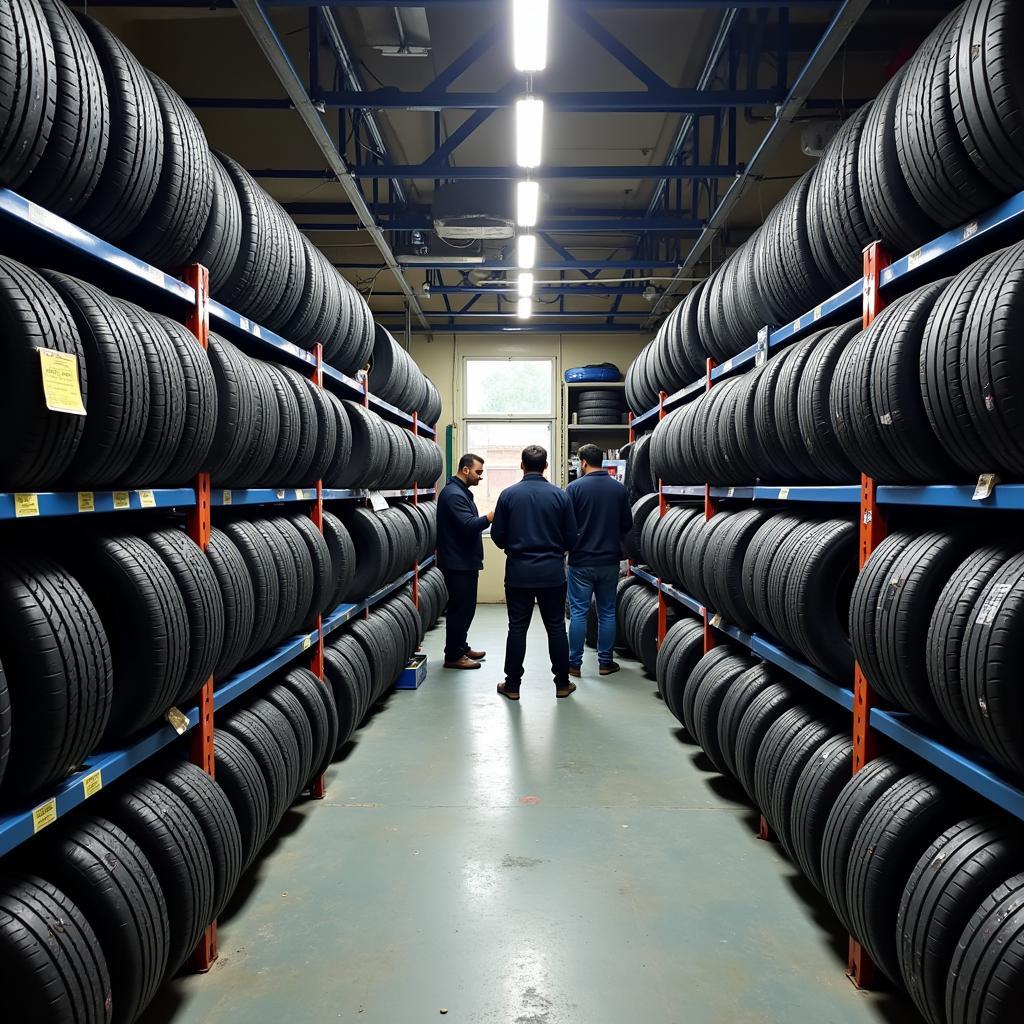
[465,359,553,415]
[464,421,553,516]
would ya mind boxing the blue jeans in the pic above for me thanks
[567,564,620,667]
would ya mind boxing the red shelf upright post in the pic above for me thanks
[411,411,420,611]
[848,240,891,991]
[182,263,218,971]
[702,357,719,656]
[656,392,668,645]
[309,344,327,801]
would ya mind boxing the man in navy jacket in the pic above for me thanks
[565,444,632,676]
[437,453,493,669]
[490,445,579,699]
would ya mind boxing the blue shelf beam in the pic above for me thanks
[0,488,195,520]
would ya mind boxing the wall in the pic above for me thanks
[411,332,648,603]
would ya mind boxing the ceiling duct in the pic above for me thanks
[431,181,514,241]
[355,5,431,57]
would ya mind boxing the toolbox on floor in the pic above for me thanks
[395,653,428,690]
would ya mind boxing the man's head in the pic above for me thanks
[577,444,604,474]
[521,445,548,475]
[457,453,485,487]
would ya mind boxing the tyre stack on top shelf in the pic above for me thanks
[618,2,1024,1017]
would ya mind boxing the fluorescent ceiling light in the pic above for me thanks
[517,296,533,319]
[516,97,544,169]
[517,233,537,269]
[513,0,549,72]
[516,180,540,227]
[517,271,534,298]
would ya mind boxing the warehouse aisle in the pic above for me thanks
[147,607,907,1024]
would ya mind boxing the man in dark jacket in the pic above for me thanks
[490,445,579,699]
[565,444,632,677]
[437,453,493,669]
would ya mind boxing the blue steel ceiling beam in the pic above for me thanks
[308,86,785,111]
[300,164,738,179]
[647,0,874,326]
[426,285,647,296]
[538,232,600,281]
[564,5,672,92]
[422,22,502,93]
[231,0,430,330]
[295,216,702,232]
[386,260,683,271]
[422,108,496,168]
[285,202,673,217]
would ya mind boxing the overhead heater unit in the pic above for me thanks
[431,181,514,241]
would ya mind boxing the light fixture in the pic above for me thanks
[517,296,533,319]
[513,0,549,72]
[515,96,544,168]
[516,180,540,227]
[517,233,537,269]
[643,284,658,303]
[517,271,534,298]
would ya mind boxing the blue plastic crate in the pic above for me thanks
[395,653,428,690]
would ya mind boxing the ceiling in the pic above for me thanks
[81,1,956,336]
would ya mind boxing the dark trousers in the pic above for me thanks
[442,569,479,662]
[502,584,570,691]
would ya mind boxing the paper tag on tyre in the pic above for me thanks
[38,348,86,415]
[369,491,389,511]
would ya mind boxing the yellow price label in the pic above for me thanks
[82,769,103,799]
[77,491,95,513]
[32,798,57,834]
[303,634,313,650]
[112,491,130,510]
[222,490,233,505]
[778,487,790,500]
[137,489,155,508]
[38,348,86,415]
[14,493,39,518]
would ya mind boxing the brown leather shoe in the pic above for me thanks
[555,682,577,698]
[497,683,520,701]
[568,666,582,678]
[467,649,486,660]
[444,656,481,670]
[599,662,620,676]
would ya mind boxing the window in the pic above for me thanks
[462,357,555,516]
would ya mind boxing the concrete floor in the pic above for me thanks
[146,605,913,1024]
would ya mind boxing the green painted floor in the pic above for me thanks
[146,605,912,1024]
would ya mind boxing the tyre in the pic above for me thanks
[102,777,215,979]
[322,510,357,610]
[715,662,778,781]
[220,519,280,659]
[116,302,187,487]
[205,526,256,679]
[345,508,391,601]
[733,680,799,804]
[39,815,169,1024]
[0,256,86,490]
[788,735,854,893]
[151,757,243,921]
[279,667,337,787]
[0,874,111,1024]
[75,13,163,241]
[898,815,1024,1024]
[0,0,56,189]
[66,533,189,740]
[820,756,908,934]
[187,151,242,295]
[0,551,112,798]
[961,550,1024,774]
[210,729,270,872]
[23,0,108,216]
[945,873,1024,1024]
[143,527,225,705]
[949,0,1024,196]
[126,72,213,269]
[41,271,149,488]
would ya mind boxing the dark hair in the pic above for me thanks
[577,443,603,469]
[458,453,484,472]
[521,445,547,472]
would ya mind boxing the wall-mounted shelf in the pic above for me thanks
[0,488,196,520]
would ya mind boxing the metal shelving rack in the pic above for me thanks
[625,187,1024,990]
[561,380,629,485]
[0,186,441,971]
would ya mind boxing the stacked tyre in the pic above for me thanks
[627,0,1024,405]
[413,566,448,637]
[370,326,442,427]
[575,388,626,426]
[615,577,685,677]
[0,0,375,376]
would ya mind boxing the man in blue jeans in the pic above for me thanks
[565,444,633,677]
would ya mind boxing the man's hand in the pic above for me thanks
[486,510,495,522]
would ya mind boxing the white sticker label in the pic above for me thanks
[879,412,893,426]
[972,473,999,501]
[222,490,232,505]
[368,491,389,512]
[709,613,722,628]
[963,220,979,241]
[976,583,1012,627]
[778,487,790,500]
